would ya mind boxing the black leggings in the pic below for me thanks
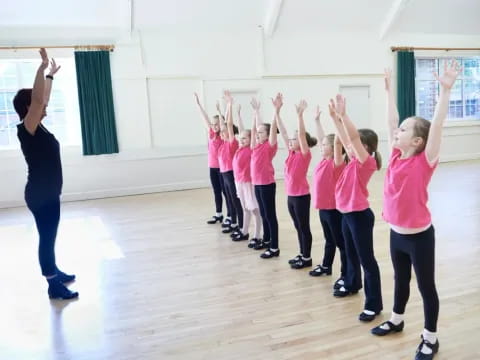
[319,209,347,276]
[221,171,243,228]
[26,195,60,277]
[287,195,312,258]
[342,208,383,313]
[209,167,228,215]
[391,226,439,332]
[254,183,279,249]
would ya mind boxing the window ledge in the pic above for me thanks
[444,120,480,128]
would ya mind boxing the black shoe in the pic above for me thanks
[248,238,259,248]
[221,218,232,228]
[288,255,302,265]
[260,249,280,259]
[254,240,269,250]
[415,336,439,360]
[333,287,359,297]
[56,268,76,284]
[48,278,79,300]
[309,265,332,277]
[358,310,381,322]
[371,321,405,336]
[207,215,223,224]
[233,232,249,241]
[222,225,238,234]
[230,229,242,238]
[333,277,345,290]
[291,258,313,269]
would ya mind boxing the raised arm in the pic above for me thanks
[224,91,235,142]
[275,96,289,148]
[250,98,260,149]
[44,58,61,106]
[23,48,49,135]
[333,134,344,167]
[236,104,245,133]
[194,92,211,130]
[384,68,400,149]
[313,105,325,145]
[335,95,369,163]
[270,93,282,146]
[328,98,349,149]
[296,99,309,155]
[426,59,461,164]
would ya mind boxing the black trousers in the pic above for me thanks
[287,194,312,258]
[254,183,279,249]
[342,208,383,313]
[319,209,347,276]
[209,167,228,215]
[221,171,243,228]
[391,226,439,332]
[25,194,60,276]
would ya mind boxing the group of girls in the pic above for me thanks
[195,59,460,360]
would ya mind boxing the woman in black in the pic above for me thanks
[13,48,78,300]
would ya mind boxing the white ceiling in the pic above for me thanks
[0,0,479,37]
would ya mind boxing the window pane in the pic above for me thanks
[416,58,437,80]
[465,80,480,118]
[464,58,480,78]
[417,80,438,120]
[448,81,463,119]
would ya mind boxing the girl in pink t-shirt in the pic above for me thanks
[231,104,262,244]
[371,63,461,360]
[309,105,348,290]
[194,93,229,226]
[276,99,317,270]
[218,91,243,235]
[250,94,280,259]
[330,95,383,323]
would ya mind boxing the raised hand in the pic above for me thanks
[434,59,462,91]
[271,93,283,113]
[384,68,392,92]
[39,48,49,70]
[48,58,61,76]
[194,92,201,105]
[250,97,260,111]
[328,99,341,122]
[335,94,346,117]
[223,90,233,105]
[295,99,308,115]
[314,105,321,122]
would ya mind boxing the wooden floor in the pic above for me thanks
[0,160,479,360]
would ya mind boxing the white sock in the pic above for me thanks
[270,248,279,252]
[421,329,437,354]
[216,212,222,217]
[336,279,345,286]
[302,257,311,261]
[380,312,404,330]
[363,309,375,316]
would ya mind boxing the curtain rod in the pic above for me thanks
[391,46,480,52]
[0,45,115,51]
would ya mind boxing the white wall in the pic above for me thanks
[1,28,479,209]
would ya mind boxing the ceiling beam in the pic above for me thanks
[264,0,284,38]
[379,0,413,40]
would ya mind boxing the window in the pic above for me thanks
[0,58,81,149]
[415,56,480,122]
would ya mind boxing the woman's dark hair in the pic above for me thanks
[358,128,382,170]
[260,123,280,134]
[305,131,317,147]
[13,88,32,120]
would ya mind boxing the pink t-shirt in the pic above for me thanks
[313,158,346,210]
[218,139,239,173]
[284,150,312,196]
[233,146,252,183]
[383,148,437,228]
[251,141,278,185]
[207,128,222,168]
[335,156,377,213]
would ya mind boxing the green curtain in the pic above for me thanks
[74,50,119,155]
[397,51,416,124]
